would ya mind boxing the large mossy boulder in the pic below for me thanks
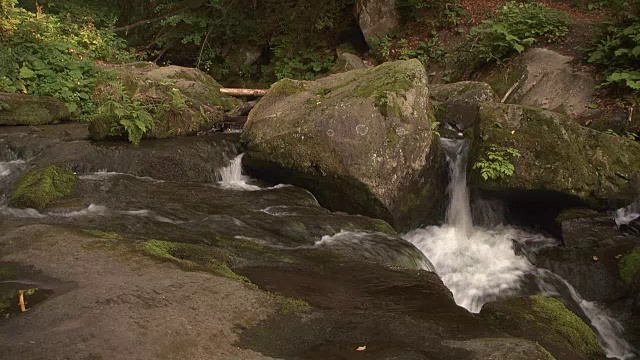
[480,295,605,360]
[0,93,70,126]
[242,59,446,231]
[470,103,640,209]
[9,165,77,210]
[89,63,241,141]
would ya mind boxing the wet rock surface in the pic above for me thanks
[0,123,566,360]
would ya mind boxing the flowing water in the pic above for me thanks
[404,138,637,359]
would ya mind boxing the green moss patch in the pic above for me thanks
[619,247,640,284]
[481,295,604,360]
[9,165,77,210]
[270,79,306,96]
[139,240,247,282]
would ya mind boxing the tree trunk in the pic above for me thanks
[220,88,268,97]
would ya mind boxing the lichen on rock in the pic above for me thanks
[242,59,446,231]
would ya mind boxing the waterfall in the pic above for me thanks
[403,138,636,359]
[217,153,261,191]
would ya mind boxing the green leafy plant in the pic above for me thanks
[0,0,133,118]
[373,34,444,65]
[93,82,154,145]
[588,11,640,92]
[271,43,335,80]
[473,145,521,181]
[469,2,570,63]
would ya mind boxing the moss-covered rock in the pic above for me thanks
[429,81,498,131]
[242,60,446,230]
[89,63,239,141]
[9,165,77,210]
[0,92,70,126]
[619,247,640,284]
[480,295,605,360]
[470,103,640,209]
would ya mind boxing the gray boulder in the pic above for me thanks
[481,48,595,116]
[430,81,498,131]
[357,0,400,48]
[242,59,446,231]
[332,52,367,73]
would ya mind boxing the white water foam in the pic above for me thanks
[0,160,25,178]
[218,154,289,191]
[79,170,164,183]
[403,138,636,359]
[218,153,262,190]
[614,197,640,227]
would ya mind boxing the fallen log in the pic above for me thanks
[220,88,268,97]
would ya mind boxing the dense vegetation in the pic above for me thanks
[587,0,640,92]
[0,0,132,118]
[1,0,639,145]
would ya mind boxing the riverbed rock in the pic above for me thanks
[242,59,446,231]
[469,103,640,209]
[89,63,240,141]
[480,48,595,116]
[430,81,498,131]
[480,295,605,360]
[0,93,70,126]
[357,0,400,47]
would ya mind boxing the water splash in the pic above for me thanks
[218,154,262,191]
[403,138,636,359]
[0,160,25,178]
[614,197,640,227]
[217,154,290,191]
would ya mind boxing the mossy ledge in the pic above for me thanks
[9,165,77,210]
[480,295,605,360]
[619,246,640,284]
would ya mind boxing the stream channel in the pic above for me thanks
[0,124,638,359]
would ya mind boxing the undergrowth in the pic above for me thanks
[587,1,640,93]
[0,0,133,118]
[469,2,569,63]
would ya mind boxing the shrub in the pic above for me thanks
[469,2,570,63]
[587,5,640,92]
[0,0,133,117]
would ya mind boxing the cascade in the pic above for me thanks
[404,138,636,359]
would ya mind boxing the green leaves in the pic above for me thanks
[473,145,521,181]
[94,82,155,145]
[588,19,640,93]
[0,3,133,119]
[469,2,570,63]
